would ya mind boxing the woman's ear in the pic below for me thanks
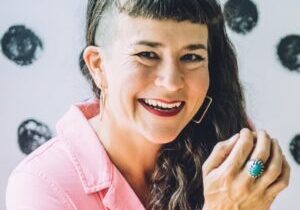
[83,46,107,89]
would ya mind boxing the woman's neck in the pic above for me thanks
[88,113,161,204]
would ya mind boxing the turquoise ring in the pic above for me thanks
[247,159,265,178]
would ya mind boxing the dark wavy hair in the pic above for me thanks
[82,0,251,209]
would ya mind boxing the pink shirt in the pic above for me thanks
[6,99,145,210]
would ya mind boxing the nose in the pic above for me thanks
[154,60,184,92]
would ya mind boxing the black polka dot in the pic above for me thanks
[224,0,259,35]
[1,25,43,66]
[290,134,300,165]
[17,119,52,155]
[277,35,300,72]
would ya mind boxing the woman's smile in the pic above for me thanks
[138,98,185,117]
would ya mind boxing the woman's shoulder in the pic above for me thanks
[10,136,72,179]
[6,101,110,209]
[6,136,79,209]
[6,134,108,210]
[9,99,103,183]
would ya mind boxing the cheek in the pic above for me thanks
[185,71,209,119]
[118,63,153,92]
[188,70,210,98]
[106,62,153,110]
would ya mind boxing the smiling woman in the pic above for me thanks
[6,0,290,210]
[86,16,210,145]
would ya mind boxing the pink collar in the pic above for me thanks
[56,98,145,209]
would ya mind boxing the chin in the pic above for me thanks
[145,131,180,144]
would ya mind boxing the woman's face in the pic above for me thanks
[97,14,209,144]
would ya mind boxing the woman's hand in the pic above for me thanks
[202,128,290,210]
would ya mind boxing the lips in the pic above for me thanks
[138,98,185,117]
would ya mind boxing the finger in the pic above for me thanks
[265,154,290,197]
[242,130,272,183]
[249,130,271,164]
[221,128,255,174]
[202,133,239,176]
[255,139,283,188]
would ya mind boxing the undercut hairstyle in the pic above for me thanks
[82,0,251,209]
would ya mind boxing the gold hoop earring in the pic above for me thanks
[192,96,213,124]
[100,90,106,120]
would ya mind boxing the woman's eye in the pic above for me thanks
[180,54,205,62]
[136,51,159,60]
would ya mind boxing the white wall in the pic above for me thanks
[220,0,300,209]
[0,0,92,209]
[1,0,299,209]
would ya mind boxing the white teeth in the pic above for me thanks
[143,99,182,109]
[161,103,168,108]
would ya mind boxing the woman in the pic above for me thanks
[6,0,290,209]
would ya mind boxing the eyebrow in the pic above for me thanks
[131,40,207,51]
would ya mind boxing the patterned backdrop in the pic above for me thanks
[1,0,299,209]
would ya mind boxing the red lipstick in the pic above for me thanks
[138,99,185,117]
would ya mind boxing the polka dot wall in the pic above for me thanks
[0,0,299,209]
